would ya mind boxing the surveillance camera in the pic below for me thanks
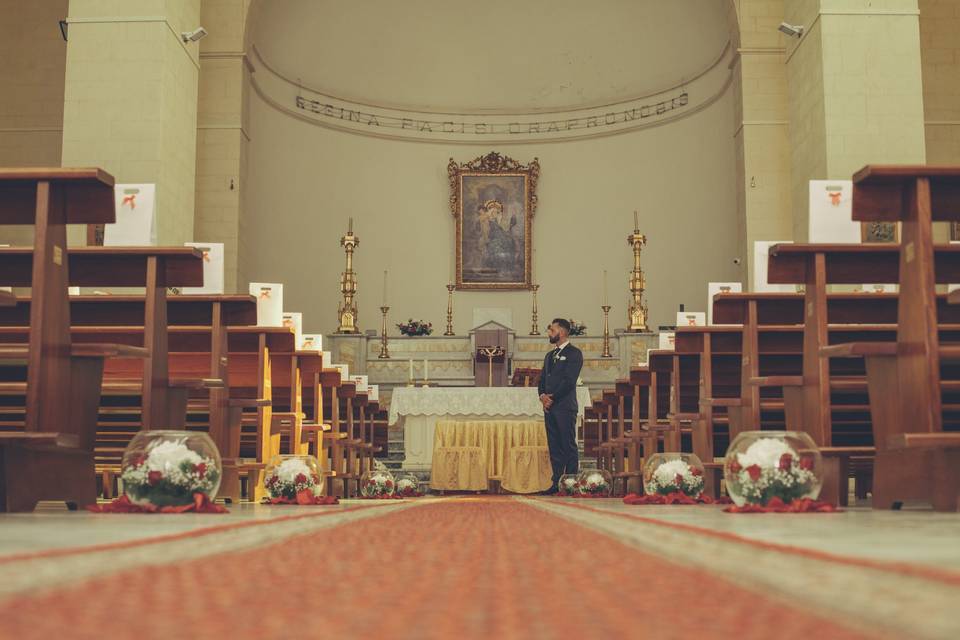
[778,22,804,38]
[733,258,742,265]
[181,26,207,43]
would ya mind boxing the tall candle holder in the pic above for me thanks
[529,284,541,336]
[378,306,390,359]
[627,213,649,332]
[444,284,455,336]
[601,305,613,358]
[336,220,360,334]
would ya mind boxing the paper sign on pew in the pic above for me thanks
[658,331,675,350]
[707,282,742,324]
[282,312,303,347]
[248,283,283,326]
[351,375,369,393]
[676,311,705,327]
[808,180,859,243]
[368,384,379,402]
[950,241,960,295]
[104,184,156,246]
[332,363,349,381]
[182,243,224,294]
[754,241,796,293]
[301,334,323,351]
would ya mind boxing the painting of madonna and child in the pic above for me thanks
[457,175,532,289]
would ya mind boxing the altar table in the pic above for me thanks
[388,386,592,471]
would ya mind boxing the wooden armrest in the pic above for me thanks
[0,290,15,307]
[888,433,960,450]
[0,432,80,448]
[169,377,224,389]
[0,343,149,359]
[820,343,897,358]
[749,376,803,387]
[670,412,700,421]
[820,446,875,457]
[228,398,271,408]
[301,423,332,433]
[949,289,960,305]
[700,398,742,407]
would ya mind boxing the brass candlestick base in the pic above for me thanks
[378,306,390,359]
[336,229,360,334]
[627,224,649,332]
[529,284,541,336]
[601,305,613,358]
[444,284,455,336]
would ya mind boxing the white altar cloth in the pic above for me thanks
[389,386,592,470]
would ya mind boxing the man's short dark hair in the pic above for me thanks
[552,318,571,333]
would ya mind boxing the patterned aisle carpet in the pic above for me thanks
[0,497,955,639]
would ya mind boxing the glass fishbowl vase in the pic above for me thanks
[121,430,222,508]
[263,455,325,501]
[643,452,706,499]
[723,431,823,507]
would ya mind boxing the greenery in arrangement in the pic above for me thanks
[397,319,433,336]
[122,439,220,508]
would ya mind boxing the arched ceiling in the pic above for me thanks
[248,0,731,114]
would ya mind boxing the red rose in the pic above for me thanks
[746,465,761,481]
[691,467,702,477]
[385,480,393,488]
[674,474,684,488]
[729,460,742,474]
[195,462,207,478]
[778,453,792,471]
[132,455,147,468]
[295,473,308,485]
[800,456,814,471]
[148,471,162,486]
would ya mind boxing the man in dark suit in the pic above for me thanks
[538,318,584,494]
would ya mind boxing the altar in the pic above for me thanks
[388,386,593,470]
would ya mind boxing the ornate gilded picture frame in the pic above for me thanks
[449,152,539,290]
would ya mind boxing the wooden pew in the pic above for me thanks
[822,166,960,510]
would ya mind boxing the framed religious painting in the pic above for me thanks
[448,152,539,290]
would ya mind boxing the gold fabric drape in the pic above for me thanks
[430,420,552,494]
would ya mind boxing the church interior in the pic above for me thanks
[1,1,960,638]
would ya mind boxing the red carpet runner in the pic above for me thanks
[0,499,874,639]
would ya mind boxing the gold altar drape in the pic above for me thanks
[430,420,553,494]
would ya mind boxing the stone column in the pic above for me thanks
[60,0,201,245]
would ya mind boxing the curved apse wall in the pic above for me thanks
[243,37,739,337]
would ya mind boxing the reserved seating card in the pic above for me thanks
[676,312,706,327]
[808,180,858,243]
[105,184,156,246]
[707,282,742,324]
[248,283,283,326]
[351,375,369,392]
[333,363,350,381]
[301,334,323,351]
[753,241,795,293]
[368,384,379,402]
[182,242,224,294]
[658,331,675,350]
[282,312,303,348]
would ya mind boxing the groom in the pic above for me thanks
[538,318,584,494]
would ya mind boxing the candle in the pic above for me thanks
[603,270,608,306]
[633,210,638,230]
[382,270,388,306]
[409,358,413,381]
[424,358,429,381]
[348,217,354,234]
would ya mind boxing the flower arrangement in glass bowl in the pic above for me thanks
[557,473,580,496]
[397,319,433,336]
[724,431,823,508]
[576,469,612,497]
[394,473,423,498]
[643,453,705,499]
[263,455,331,504]
[360,469,396,498]
[121,431,221,508]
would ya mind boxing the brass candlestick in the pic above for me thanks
[336,221,360,334]
[627,213,649,332]
[601,305,613,358]
[529,284,541,336]
[378,306,390,359]
[444,284,455,336]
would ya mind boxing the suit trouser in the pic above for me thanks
[544,407,578,488]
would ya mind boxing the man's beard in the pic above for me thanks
[549,334,560,344]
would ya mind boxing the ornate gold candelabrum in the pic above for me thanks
[336,224,360,334]
[378,306,390,359]
[529,284,541,336]
[601,305,613,358]
[627,223,649,332]
[444,284,455,336]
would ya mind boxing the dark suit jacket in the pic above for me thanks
[537,343,584,413]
